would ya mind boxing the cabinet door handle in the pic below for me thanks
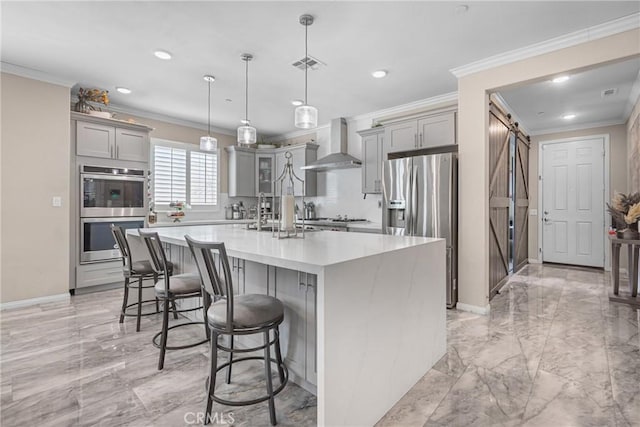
[110,145,114,158]
[414,134,418,148]
[420,133,423,147]
[116,145,119,158]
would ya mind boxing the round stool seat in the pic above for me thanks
[130,260,173,276]
[154,273,201,296]
[207,294,284,329]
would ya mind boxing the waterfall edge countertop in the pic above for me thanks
[128,224,446,426]
[130,224,440,274]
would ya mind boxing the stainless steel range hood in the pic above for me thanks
[301,118,362,171]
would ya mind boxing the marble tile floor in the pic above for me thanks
[377,264,640,427]
[1,263,638,426]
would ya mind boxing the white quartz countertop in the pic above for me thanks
[148,219,253,228]
[346,222,382,232]
[129,224,441,274]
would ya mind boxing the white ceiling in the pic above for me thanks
[2,2,639,136]
[498,57,640,135]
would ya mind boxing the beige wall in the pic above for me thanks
[457,28,640,310]
[628,96,640,192]
[528,124,628,261]
[118,113,235,193]
[1,73,71,303]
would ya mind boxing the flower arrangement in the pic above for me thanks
[74,88,109,113]
[607,192,640,238]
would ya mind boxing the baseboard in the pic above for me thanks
[0,293,70,310]
[528,258,542,264]
[456,302,491,315]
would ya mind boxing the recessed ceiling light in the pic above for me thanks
[291,99,304,106]
[154,50,172,60]
[552,75,570,83]
[203,75,215,82]
[455,5,469,14]
[562,114,576,120]
[225,98,233,102]
[116,87,131,94]
[371,70,387,79]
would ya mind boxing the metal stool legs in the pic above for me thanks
[119,277,130,324]
[119,275,159,332]
[204,325,288,426]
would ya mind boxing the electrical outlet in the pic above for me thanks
[378,200,382,208]
[52,196,62,207]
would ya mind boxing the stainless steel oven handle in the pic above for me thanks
[81,173,146,182]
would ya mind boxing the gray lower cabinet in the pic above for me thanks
[358,128,384,194]
[75,117,150,162]
[75,260,123,288]
[226,146,256,197]
[171,243,318,391]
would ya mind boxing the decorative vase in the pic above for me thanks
[74,99,91,114]
[618,222,639,240]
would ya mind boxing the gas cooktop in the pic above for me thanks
[306,217,368,223]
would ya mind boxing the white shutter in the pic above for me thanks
[153,145,187,204]
[190,151,218,205]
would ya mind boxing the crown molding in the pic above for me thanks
[105,102,236,136]
[450,13,640,78]
[489,93,531,136]
[623,69,640,121]
[265,92,459,142]
[349,92,458,123]
[0,61,75,88]
[529,118,627,136]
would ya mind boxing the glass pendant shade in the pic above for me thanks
[200,135,217,151]
[237,124,257,145]
[294,104,318,129]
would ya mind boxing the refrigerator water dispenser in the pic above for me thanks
[386,200,406,229]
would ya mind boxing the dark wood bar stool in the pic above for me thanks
[111,224,175,332]
[186,235,288,426]
[139,230,209,370]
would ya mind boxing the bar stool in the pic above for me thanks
[111,225,174,332]
[186,235,288,426]
[138,230,209,370]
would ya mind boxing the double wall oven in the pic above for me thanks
[80,165,146,263]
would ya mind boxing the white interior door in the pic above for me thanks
[542,137,604,267]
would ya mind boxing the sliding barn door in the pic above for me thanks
[488,107,512,298]
[514,131,530,271]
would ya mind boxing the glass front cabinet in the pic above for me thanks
[256,153,275,196]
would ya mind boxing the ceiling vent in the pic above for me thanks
[292,55,325,71]
[601,88,618,98]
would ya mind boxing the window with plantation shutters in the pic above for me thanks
[153,146,187,204]
[151,139,218,209]
[190,151,217,205]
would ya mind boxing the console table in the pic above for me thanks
[609,234,640,307]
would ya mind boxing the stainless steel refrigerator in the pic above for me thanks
[382,152,458,308]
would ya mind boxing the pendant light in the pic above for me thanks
[200,74,218,151]
[237,54,257,145]
[294,14,318,129]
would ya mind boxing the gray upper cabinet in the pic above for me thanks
[274,144,319,197]
[228,143,318,197]
[114,128,149,162]
[384,120,418,154]
[358,128,384,194]
[383,109,457,157]
[256,152,275,196]
[417,111,456,149]
[227,146,256,197]
[75,117,150,162]
[76,121,114,159]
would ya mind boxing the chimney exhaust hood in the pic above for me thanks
[301,118,362,171]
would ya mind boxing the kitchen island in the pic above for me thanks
[128,224,446,426]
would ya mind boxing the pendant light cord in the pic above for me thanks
[304,21,308,105]
[207,80,211,136]
[245,58,249,123]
